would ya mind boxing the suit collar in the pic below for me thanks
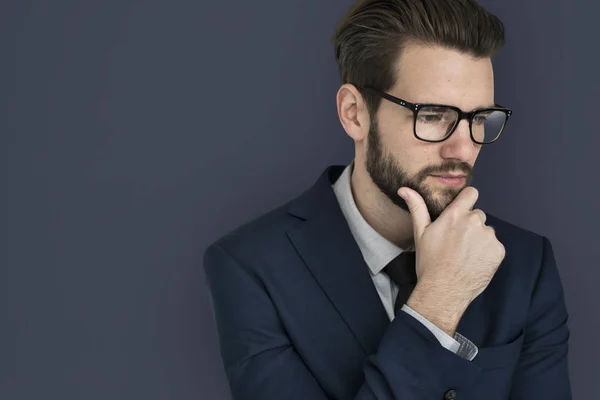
[287,165,345,221]
[331,162,412,277]
[286,165,390,355]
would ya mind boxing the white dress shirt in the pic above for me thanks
[332,161,478,361]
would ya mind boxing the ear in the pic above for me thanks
[336,84,370,142]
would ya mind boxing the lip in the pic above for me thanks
[431,174,466,178]
[430,175,466,187]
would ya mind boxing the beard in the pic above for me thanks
[365,116,473,223]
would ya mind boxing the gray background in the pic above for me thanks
[1,0,597,399]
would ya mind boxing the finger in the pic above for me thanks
[472,209,487,225]
[398,187,431,241]
[443,186,480,215]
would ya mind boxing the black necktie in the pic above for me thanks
[382,251,417,314]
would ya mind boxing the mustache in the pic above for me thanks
[422,164,472,177]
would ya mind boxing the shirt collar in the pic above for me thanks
[332,161,413,276]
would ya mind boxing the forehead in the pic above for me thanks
[391,42,494,108]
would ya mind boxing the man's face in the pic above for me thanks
[365,43,495,222]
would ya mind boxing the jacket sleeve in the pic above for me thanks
[203,244,485,400]
[509,237,572,399]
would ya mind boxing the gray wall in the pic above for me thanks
[1,0,596,399]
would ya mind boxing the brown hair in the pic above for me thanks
[331,0,505,116]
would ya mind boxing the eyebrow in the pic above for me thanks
[420,102,499,111]
[474,103,499,110]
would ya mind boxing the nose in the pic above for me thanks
[453,118,471,138]
[439,119,477,161]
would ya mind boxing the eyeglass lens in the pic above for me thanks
[416,106,507,143]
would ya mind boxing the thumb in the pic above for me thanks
[398,187,431,241]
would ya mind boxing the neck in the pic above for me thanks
[350,159,415,250]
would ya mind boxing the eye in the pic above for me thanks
[417,113,443,123]
[473,112,491,125]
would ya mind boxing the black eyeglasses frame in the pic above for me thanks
[359,86,513,145]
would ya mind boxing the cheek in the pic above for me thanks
[377,112,442,177]
[377,117,415,153]
[405,148,439,180]
[377,107,414,137]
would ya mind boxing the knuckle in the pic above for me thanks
[473,209,486,223]
[468,213,481,224]
[478,209,487,220]
[498,242,506,255]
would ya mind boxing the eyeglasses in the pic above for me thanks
[359,86,513,145]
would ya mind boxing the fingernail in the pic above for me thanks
[398,189,407,199]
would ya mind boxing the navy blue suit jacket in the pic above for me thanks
[203,165,572,399]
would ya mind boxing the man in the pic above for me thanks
[203,0,572,399]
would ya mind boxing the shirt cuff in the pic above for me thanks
[400,304,479,361]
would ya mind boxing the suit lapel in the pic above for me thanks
[286,165,390,355]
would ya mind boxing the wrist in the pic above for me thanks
[406,283,470,336]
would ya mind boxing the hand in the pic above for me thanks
[398,186,506,333]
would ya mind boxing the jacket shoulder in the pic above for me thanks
[486,212,548,246]
[203,200,301,261]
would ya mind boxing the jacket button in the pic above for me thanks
[444,389,457,400]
